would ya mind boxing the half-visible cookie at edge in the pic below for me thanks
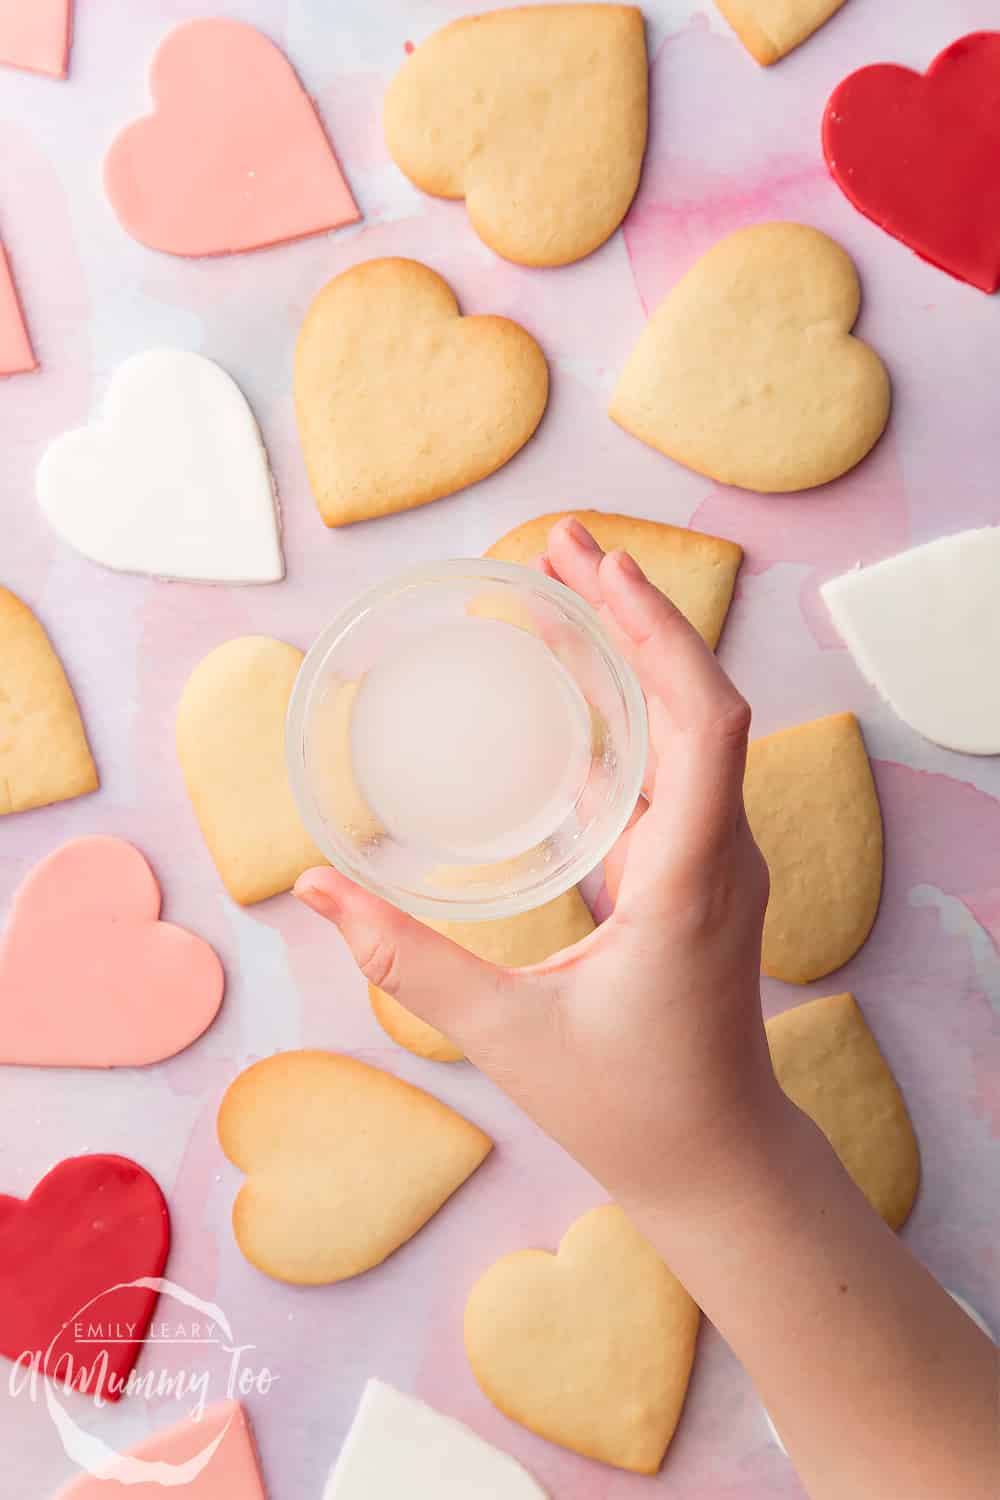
[744,711,883,983]
[767,992,920,1230]
[486,509,743,649]
[0,585,98,816]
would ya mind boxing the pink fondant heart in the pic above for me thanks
[0,246,36,375]
[0,0,71,79]
[0,837,223,1066]
[103,18,359,257]
[51,1401,267,1496]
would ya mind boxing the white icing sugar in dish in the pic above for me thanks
[324,1379,548,1499]
[37,348,284,584]
[348,618,593,864]
[822,528,1000,755]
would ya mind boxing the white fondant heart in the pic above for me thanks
[37,349,283,584]
[822,528,1000,755]
[325,1380,547,1499]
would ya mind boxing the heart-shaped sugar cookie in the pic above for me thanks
[0,585,98,816]
[823,34,1000,294]
[610,223,891,492]
[371,886,595,1062]
[822,528,1000,755]
[0,837,223,1067]
[745,711,883,983]
[0,246,35,374]
[37,350,284,583]
[177,636,326,905]
[0,1155,169,1402]
[715,0,847,66]
[52,1402,266,1497]
[465,1204,700,1474]
[218,1051,492,1284]
[767,993,919,1230]
[384,7,648,267]
[294,258,548,526]
[104,19,357,256]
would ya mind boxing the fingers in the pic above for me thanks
[603,795,648,906]
[547,514,750,750]
[530,552,559,580]
[546,516,605,603]
[546,518,637,663]
[545,519,659,797]
[546,519,753,894]
[599,549,752,884]
[596,544,749,739]
[294,867,513,1048]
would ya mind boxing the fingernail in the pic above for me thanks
[564,517,601,553]
[612,549,645,582]
[294,876,340,921]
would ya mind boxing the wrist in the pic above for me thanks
[622,1078,810,1256]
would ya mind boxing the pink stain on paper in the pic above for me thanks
[875,762,1000,953]
[791,757,1000,1155]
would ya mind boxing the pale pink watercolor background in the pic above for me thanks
[0,2,998,1496]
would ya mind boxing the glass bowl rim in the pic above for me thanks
[285,557,649,921]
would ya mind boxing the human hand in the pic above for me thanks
[298,519,1000,1500]
[295,517,779,1220]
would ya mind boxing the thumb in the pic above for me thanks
[293,867,511,1048]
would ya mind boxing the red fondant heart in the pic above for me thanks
[0,1155,169,1401]
[823,32,1000,293]
[0,836,224,1067]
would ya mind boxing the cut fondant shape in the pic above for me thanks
[823,33,1000,293]
[50,1401,267,1496]
[38,350,284,583]
[822,529,1000,755]
[104,18,358,256]
[0,1155,169,1402]
[0,0,71,79]
[0,836,224,1067]
[324,1380,547,1498]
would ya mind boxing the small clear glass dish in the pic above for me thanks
[286,559,647,922]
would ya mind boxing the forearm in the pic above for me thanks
[632,1093,1000,1500]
